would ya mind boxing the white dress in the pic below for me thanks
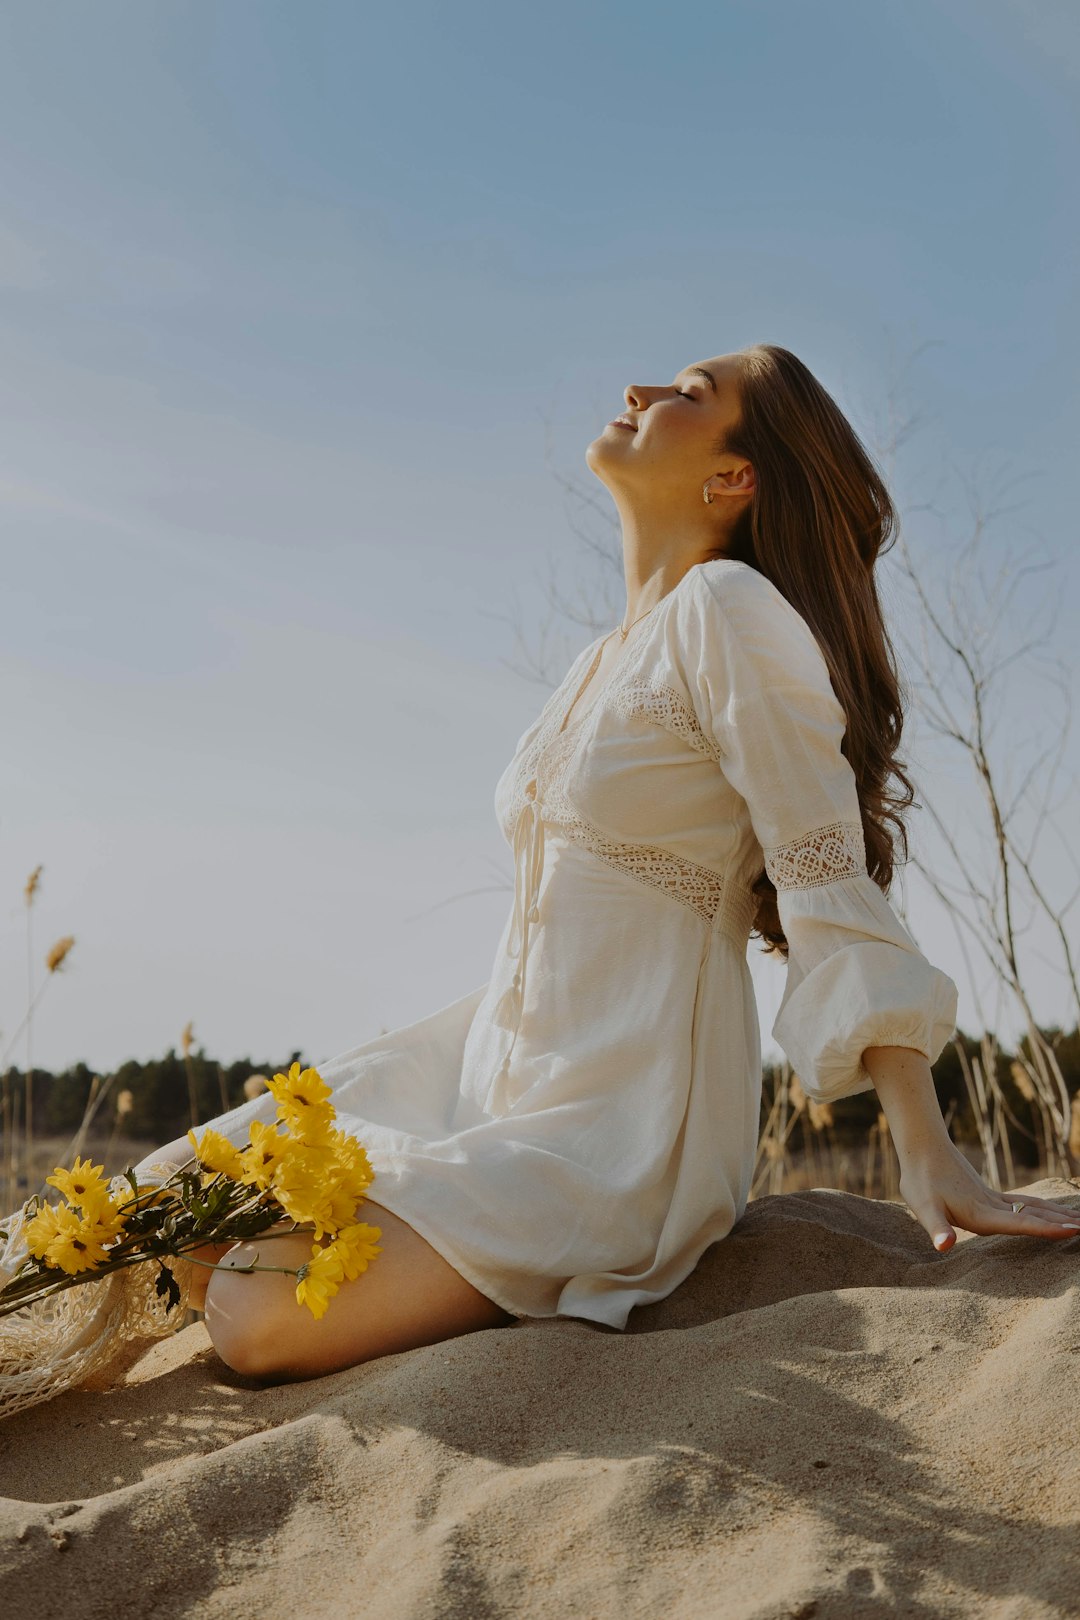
[197,558,959,1330]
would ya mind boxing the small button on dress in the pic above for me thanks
[197,558,959,1330]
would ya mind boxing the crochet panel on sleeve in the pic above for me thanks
[764,819,866,891]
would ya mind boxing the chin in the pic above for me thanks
[584,441,609,479]
[585,431,624,470]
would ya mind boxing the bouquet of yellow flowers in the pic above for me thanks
[0,1062,382,1420]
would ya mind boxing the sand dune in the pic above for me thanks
[2,1179,1078,1619]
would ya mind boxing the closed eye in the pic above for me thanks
[674,389,693,398]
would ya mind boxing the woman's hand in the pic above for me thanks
[861,1044,1079,1251]
[897,1134,1080,1253]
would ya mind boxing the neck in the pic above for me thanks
[612,494,731,624]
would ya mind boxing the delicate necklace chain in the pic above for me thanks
[618,594,666,640]
[558,587,671,737]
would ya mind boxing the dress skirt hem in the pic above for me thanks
[357,1177,537,1326]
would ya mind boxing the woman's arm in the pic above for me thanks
[862,1044,1080,1251]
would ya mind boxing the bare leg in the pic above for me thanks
[203,1197,514,1382]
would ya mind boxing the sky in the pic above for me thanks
[1,0,1077,1079]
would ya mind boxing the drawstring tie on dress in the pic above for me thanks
[492,782,545,1100]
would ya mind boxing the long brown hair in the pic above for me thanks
[709,344,917,958]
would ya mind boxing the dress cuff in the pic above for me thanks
[772,939,959,1105]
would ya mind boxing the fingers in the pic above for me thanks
[937,1197,1080,1247]
[996,1193,1080,1237]
[912,1194,1080,1253]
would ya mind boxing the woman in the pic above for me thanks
[141,344,1080,1383]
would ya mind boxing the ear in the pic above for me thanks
[710,463,755,497]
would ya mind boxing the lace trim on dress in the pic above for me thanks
[543,778,758,941]
[499,658,758,951]
[607,677,723,764]
[501,669,720,836]
[497,659,598,839]
[764,819,866,891]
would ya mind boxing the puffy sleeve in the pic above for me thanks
[684,562,959,1105]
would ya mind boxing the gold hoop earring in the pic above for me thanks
[702,483,713,505]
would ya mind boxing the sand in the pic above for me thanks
[2,1177,1078,1620]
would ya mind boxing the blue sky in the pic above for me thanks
[1,0,1076,1076]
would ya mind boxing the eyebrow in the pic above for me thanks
[679,366,717,394]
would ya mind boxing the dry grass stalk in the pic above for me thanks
[180,1021,199,1130]
[882,485,1075,1175]
[22,868,42,1213]
[1069,1094,1080,1164]
[0,855,79,1209]
[956,1038,1000,1190]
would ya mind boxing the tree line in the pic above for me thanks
[2,1020,1077,1159]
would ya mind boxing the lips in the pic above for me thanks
[608,418,636,431]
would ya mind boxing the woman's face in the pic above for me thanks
[586,353,750,505]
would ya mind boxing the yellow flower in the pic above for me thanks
[318,1188,353,1237]
[331,1221,383,1281]
[271,1060,333,1109]
[327,1129,375,1199]
[46,1155,112,1213]
[238,1120,292,1192]
[272,1157,339,1238]
[86,1198,126,1245]
[272,1144,371,1238]
[329,1180,369,1232]
[273,1181,329,1233]
[187,1126,245,1181]
[295,1241,346,1320]
[34,1203,123,1274]
[268,1063,335,1139]
[276,1132,324,1181]
[24,1202,66,1262]
[287,1102,337,1147]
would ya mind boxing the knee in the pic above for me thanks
[203,1286,284,1380]
[201,1259,281,1379]
[215,1323,328,1385]
[202,1236,320,1382]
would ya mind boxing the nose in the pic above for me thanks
[625,382,671,411]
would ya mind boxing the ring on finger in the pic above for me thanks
[1010,1200,1026,1214]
